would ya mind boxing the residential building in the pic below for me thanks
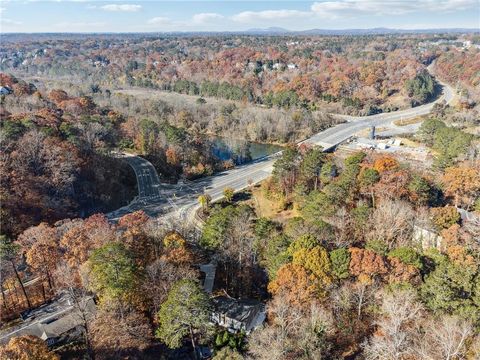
[0,86,13,95]
[413,225,443,250]
[0,293,96,347]
[210,296,266,334]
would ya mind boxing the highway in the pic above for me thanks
[107,153,180,220]
[107,75,455,222]
[123,155,162,198]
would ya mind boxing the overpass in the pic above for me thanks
[108,76,455,222]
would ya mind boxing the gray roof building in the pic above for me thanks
[0,86,13,95]
[0,293,96,347]
[211,296,265,334]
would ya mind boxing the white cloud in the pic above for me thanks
[147,17,172,26]
[311,1,411,17]
[435,0,479,11]
[310,0,478,18]
[1,18,22,26]
[232,9,312,23]
[192,13,224,24]
[146,13,225,30]
[101,4,142,12]
[228,0,478,24]
[26,0,89,2]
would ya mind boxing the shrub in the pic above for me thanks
[373,156,399,173]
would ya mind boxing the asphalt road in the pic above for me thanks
[107,153,180,220]
[107,76,455,222]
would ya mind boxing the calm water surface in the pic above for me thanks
[210,136,283,165]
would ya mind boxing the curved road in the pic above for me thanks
[108,74,455,222]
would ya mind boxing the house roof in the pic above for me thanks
[457,208,479,223]
[41,310,90,339]
[0,296,96,344]
[212,296,264,326]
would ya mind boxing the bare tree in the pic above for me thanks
[248,324,290,360]
[367,199,415,249]
[76,122,108,153]
[249,294,334,360]
[363,289,423,360]
[297,304,334,359]
[224,209,255,265]
[90,304,152,360]
[329,207,357,248]
[350,279,381,320]
[414,316,473,360]
[145,217,201,248]
[0,237,32,309]
[142,259,198,313]
[11,129,46,176]
[472,335,480,360]
[464,216,480,241]
[248,294,303,360]
[219,207,256,296]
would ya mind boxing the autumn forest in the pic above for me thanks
[0,29,479,360]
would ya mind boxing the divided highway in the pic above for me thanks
[108,76,455,222]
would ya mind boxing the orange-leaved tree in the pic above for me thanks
[0,335,59,360]
[291,246,333,296]
[442,166,480,209]
[348,247,388,281]
[268,263,317,308]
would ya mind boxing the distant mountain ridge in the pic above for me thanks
[244,27,480,35]
[2,27,478,40]
[244,27,290,34]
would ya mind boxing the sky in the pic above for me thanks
[1,0,479,33]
